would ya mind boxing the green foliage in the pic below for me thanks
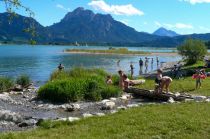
[205,41,210,49]
[39,68,121,102]
[177,39,207,65]
[0,77,14,92]
[16,75,31,87]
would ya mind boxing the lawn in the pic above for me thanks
[1,102,210,139]
[137,77,210,96]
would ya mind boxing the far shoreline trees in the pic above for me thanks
[177,39,207,65]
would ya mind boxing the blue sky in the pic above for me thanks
[1,0,210,34]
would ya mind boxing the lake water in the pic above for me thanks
[0,45,181,85]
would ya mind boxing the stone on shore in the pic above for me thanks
[0,110,23,124]
[82,113,93,118]
[65,104,80,112]
[101,101,115,110]
[168,97,175,103]
[18,119,37,127]
[193,96,207,102]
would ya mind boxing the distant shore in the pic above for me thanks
[64,49,179,56]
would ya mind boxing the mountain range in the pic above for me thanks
[0,7,210,47]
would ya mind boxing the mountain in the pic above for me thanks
[0,12,47,43]
[46,7,160,43]
[0,8,210,47]
[153,27,179,37]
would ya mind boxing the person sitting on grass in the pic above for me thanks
[155,69,173,93]
[106,75,113,85]
[192,69,206,89]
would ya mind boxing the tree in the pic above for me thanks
[1,0,34,17]
[205,41,210,49]
[177,39,207,65]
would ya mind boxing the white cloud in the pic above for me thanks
[155,22,194,29]
[56,4,70,12]
[175,23,193,29]
[88,0,144,16]
[180,0,210,4]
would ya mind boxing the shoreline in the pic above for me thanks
[64,51,179,56]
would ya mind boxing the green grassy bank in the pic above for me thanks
[1,102,210,139]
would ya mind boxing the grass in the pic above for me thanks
[137,77,210,96]
[65,48,150,55]
[0,77,14,92]
[16,75,31,87]
[1,102,210,139]
[38,68,121,102]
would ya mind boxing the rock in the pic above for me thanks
[13,84,23,91]
[0,94,14,103]
[0,110,23,124]
[65,104,80,112]
[127,104,139,108]
[57,118,68,121]
[18,119,37,127]
[68,117,80,122]
[10,91,24,95]
[82,113,93,118]
[168,97,175,103]
[110,110,118,114]
[205,98,210,102]
[101,99,110,103]
[193,96,207,102]
[174,92,181,97]
[117,106,127,110]
[101,101,115,110]
[110,98,117,101]
[95,113,105,116]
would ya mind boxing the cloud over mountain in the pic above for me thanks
[88,0,144,16]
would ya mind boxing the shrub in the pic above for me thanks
[16,75,31,87]
[100,85,121,99]
[177,39,207,65]
[38,79,86,102]
[39,68,121,102]
[0,77,14,92]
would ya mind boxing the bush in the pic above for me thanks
[177,39,207,65]
[16,75,31,86]
[100,85,121,99]
[39,68,121,103]
[0,77,14,92]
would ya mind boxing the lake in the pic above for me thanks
[0,45,181,85]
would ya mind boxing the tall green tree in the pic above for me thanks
[177,39,207,65]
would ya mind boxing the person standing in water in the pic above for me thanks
[139,58,143,75]
[58,63,64,71]
[151,58,154,71]
[145,57,149,73]
[130,62,134,79]
[156,57,159,67]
